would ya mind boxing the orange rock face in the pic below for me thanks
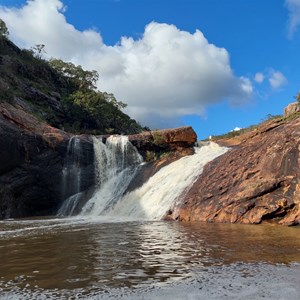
[152,126,197,144]
[127,126,197,192]
[0,102,70,146]
[167,117,300,226]
[128,126,197,159]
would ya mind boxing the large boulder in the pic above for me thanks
[128,126,197,159]
[284,102,300,117]
[126,126,197,191]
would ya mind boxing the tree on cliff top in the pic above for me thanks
[49,59,99,91]
[48,58,140,134]
[0,19,9,37]
[31,44,46,59]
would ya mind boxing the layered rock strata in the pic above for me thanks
[167,116,300,226]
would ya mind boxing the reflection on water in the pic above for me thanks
[0,218,300,299]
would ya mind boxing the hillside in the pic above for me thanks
[0,36,144,218]
[0,36,142,135]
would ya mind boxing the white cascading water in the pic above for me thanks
[103,142,228,220]
[58,136,82,216]
[59,135,228,220]
[58,192,84,216]
[80,136,143,216]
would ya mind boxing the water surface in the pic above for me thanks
[0,218,300,299]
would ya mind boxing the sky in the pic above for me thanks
[0,0,300,139]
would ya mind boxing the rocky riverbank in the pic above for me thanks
[167,109,300,226]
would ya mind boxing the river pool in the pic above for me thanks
[0,218,300,299]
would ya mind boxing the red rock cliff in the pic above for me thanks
[167,115,300,226]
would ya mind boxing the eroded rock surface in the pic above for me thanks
[129,126,196,156]
[284,102,300,118]
[127,126,197,191]
[167,117,300,226]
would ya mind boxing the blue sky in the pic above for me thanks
[0,0,300,139]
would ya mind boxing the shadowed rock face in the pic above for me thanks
[167,117,300,226]
[0,103,95,219]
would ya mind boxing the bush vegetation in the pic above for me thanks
[0,18,143,135]
[208,114,283,141]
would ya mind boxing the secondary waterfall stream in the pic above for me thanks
[58,136,83,216]
[58,137,228,220]
[61,136,82,199]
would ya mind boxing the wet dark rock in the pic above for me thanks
[0,103,94,219]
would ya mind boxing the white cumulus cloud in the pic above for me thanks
[0,0,103,60]
[286,0,300,38]
[0,0,253,128]
[254,72,264,83]
[269,70,287,89]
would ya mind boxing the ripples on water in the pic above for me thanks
[1,218,300,299]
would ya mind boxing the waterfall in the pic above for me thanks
[103,142,228,220]
[57,192,84,216]
[61,136,82,200]
[58,135,228,220]
[58,136,83,216]
[80,136,143,216]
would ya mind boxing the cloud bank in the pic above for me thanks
[286,0,300,38]
[0,0,253,128]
